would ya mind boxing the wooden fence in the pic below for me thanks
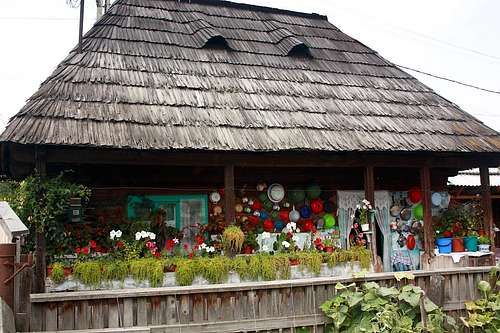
[28,266,492,332]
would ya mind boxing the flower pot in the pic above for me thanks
[451,237,465,252]
[478,244,490,253]
[324,246,334,253]
[464,236,478,252]
[361,224,370,232]
[289,258,300,266]
[436,237,452,254]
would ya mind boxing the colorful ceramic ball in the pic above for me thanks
[408,187,422,204]
[413,203,424,220]
[279,210,290,222]
[259,210,269,220]
[303,219,314,232]
[248,216,259,226]
[263,219,274,232]
[323,213,336,229]
[270,211,280,221]
[289,209,300,222]
[258,192,268,203]
[289,189,306,203]
[300,205,312,219]
[274,220,285,232]
[263,200,273,210]
[310,198,324,214]
[256,225,264,234]
[251,200,262,211]
[406,234,416,250]
[306,185,321,199]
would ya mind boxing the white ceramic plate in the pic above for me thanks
[431,192,442,206]
[267,183,285,203]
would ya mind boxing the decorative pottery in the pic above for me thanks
[248,216,259,226]
[412,203,424,220]
[263,200,273,210]
[209,191,221,203]
[251,200,262,211]
[235,204,243,213]
[299,205,312,219]
[272,204,280,211]
[310,198,324,214]
[316,218,324,229]
[213,205,223,215]
[440,193,450,209]
[303,219,314,232]
[279,210,290,222]
[408,187,422,204]
[306,185,321,199]
[270,211,279,221]
[243,207,252,214]
[263,219,274,232]
[242,197,249,204]
[267,183,285,203]
[253,211,260,217]
[274,220,285,232]
[323,213,336,229]
[289,189,306,203]
[259,210,269,220]
[431,192,442,206]
[406,234,416,250]
[452,238,465,252]
[258,192,268,203]
[289,208,300,222]
[478,244,490,253]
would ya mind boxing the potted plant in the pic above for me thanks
[451,222,465,252]
[478,236,491,253]
[464,230,479,252]
[222,226,245,258]
[323,238,335,253]
[242,232,259,254]
[357,199,372,232]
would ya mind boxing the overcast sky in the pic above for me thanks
[0,0,499,132]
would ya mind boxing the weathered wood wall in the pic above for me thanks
[28,267,491,332]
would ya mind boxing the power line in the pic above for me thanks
[395,64,500,95]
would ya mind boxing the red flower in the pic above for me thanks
[194,245,199,251]
[154,251,161,258]
[183,243,189,250]
[165,240,175,251]
[195,235,204,245]
[314,238,322,245]
[188,252,194,259]
[82,247,90,254]
[116,241,124,248]
[90,240,97,249]
[75,247,81,255]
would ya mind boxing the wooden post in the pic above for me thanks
[34,148,47,293]
[78,0,85,53]
[420,166,433,256]
[364,166,380,271]
[224,165,235,225]
[480,166,494,244]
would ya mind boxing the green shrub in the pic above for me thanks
[73,261,102,287]
[101,260,129,282]
[50,262,65,284]
[129,258,165,287]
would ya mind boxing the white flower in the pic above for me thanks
[362,199,370,205]
[207,246,215,253]
[282,241,290,249]
[262,245,269,251]
[296,228,301,233]
[368,204,372,210]
[116,230,122,238]
[173,238,179,244]
[200,243,207,249]
[135,232,141,241]
[148,232,156,240]
[261,232,271,239]
[363,205,367,210]
[110,230,117,240]
[356,204,361,209]
[140,230,148,239]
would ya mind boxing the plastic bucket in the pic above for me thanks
[436,237,452,254]
[452,237,465,252]
[464,236,478,252]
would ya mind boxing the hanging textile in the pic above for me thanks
[337,191,392,270]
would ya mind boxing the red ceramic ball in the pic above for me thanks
[251,200,263,211]
[408,187,422,204]
[279,210,290,222]
[406,234,416,250]
[303,219,314,232]
[310,199,324,214]
[263,219,274,232]
[248,216,260,226]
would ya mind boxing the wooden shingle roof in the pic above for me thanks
[2,0,500,153]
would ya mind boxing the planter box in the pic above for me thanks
[46,261,369,292]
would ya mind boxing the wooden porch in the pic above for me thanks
[28,266,491,332]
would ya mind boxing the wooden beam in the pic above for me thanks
[224,165,235,225]
[34,147,47,293]
[364,166,375,205]
[364,166,381,271]
[480,166,494,243]
[420,166,433,256]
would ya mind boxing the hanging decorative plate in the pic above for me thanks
[235,204,243,213]
[213,205,223,215]
[440,193,450,209]
[431,192,442,207]
[267,183,285,203]
[209,191,221,203]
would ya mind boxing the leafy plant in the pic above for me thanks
[129,258,165,287]
[479,236,491,245]
[222,226,245,257]
[461,278,500,332]
[320,281,457,333]
[73,261,102,287]
[50,262,65,284]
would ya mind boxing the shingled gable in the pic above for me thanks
[1,0,500,153]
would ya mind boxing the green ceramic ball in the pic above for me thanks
[413,203,424,220]
[323,213,336,229]
[289,189,306,203]
[306,185,321,199]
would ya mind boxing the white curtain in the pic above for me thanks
[338,191,392,271]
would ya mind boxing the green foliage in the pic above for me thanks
[50,262,65,284]
[461,279,500,332]
[222,226,245,256]
[73,261,102,287]
[320,281,457,333]
[129,258,165,287]
[478,236,491,245]
[101,260,129,282]
[295,251,323,275]
[175,259,198,286]
[198,256,231,284]
[0,173,91,257]
[230,256,249,280]
[324,246,371,270]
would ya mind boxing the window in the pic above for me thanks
[288,43,312,58]
[203,35,230,50]
[127,194,208,230]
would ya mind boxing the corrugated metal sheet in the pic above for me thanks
[1,0,500,152]
[448,168,500,186]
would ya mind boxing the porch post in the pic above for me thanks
[34,147,47,293]
[224,165,235,225]
[364,166,380,270]
[420,166,433,256]
[480,166,494,244]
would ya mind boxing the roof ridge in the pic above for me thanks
[168,0,328,21]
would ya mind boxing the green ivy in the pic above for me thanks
[50,262,65,284]
[461,278,500,332]
[73,261,102,287]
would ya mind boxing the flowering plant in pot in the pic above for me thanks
[323,238,335,253]
[478,236,491,253]
[242,232,259,254]
[355,199,372,232]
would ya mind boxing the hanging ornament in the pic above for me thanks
[406,234,416,250]
[251,200,262,211]
[323,214,336,229]
[242,197,249,204]
[263,219,274,232]
[256,182,267,192]
[289,206,300,222]
[310,198,324,214]
[279,210,290,222]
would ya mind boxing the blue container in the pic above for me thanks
[436,237,452,254]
